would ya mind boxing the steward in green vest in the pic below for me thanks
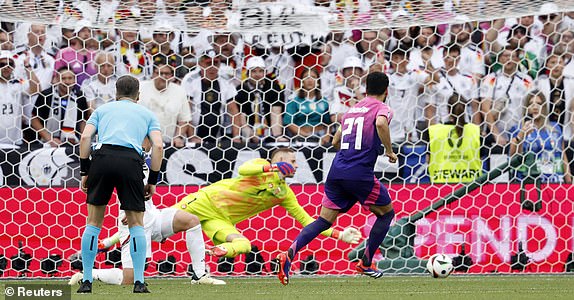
[428,94,482,183]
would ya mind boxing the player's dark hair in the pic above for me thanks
[116,75,140,100]
[270,147,294,161]
[366,72,389,96]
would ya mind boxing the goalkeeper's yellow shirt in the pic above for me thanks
[188,158,333,237]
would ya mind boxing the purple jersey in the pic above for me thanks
[328,97,393,181]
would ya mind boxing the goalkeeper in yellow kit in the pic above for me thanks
[174,147,362,258]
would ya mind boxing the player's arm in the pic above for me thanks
[79,123,97,193]
[332,126,342,150]
[281,189,360,244]
[146,129,164,198]
[375,115,396,162]
[239,158,295,177]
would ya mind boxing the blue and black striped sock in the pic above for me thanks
[81,224,101,283]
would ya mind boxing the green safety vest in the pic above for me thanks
[428,123,482,183]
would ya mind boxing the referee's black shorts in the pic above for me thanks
[86,144,146,212]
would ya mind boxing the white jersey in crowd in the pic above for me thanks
[181,73,237,129]
[329,42,359,69]
[424,70,478,123]
[535,75,574,140]
[407,46,445,70]
[138,81,192,143]
[480,70,534,136]
[265,50,295,98]
[386,69,428,143]
[13,50,55,122]
[81,76,117,110]
[320,65,337,102]
[0,79,29,145]
[458,45,485,76]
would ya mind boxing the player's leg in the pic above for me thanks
[116,153,149,293]
[356,178,395,278]
[278,179,353,285]
[124,210,146,286]
[277,206,339,286]
[209,222,252,258]
[78,204,106,293]
[154,208,225,284]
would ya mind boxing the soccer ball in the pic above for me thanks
[426,254,454,278]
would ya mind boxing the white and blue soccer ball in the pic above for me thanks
[426,254,454,278]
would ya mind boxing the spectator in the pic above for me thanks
[537,3,562,54]
[154,0,187,53]
[536,53,568,126]
[81,52,117,112]
[427,94,482,183]
[481,47,533,147]
[284,67,331,146]
[355,30,386,69]
[387,47,434,144]
[53,23,97,86]
[232,56,286,144]
[448,22,485,80]
[264,43,295,98]
[106,28,153,80]
[489,25,540,78]
[0,50,40,146]
[181,49,238,144]
[31,67,88,147]
[13,24,56,141]
[0,29,13,51]
[149,26,188,80]
[327,30,359,69]
[210,33,243,86]
[555,28,574,77]
[407,26,444,71]
[330,56,365,123]
[139,63,190,148]
[318,42,337,103]
[509,90,571,183]
[424,45,478,125]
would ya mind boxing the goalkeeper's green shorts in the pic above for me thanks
[173,192,240,245]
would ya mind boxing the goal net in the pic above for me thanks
[1,0,574,279]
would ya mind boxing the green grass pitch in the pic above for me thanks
[2,275,574,300]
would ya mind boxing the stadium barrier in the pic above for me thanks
[1,183,572,277]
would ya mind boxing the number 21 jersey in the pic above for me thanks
[328,96,393,181]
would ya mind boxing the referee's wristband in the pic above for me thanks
[147,170,160,185]
[80,158,91,176]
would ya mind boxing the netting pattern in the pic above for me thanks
[1,1,574,278]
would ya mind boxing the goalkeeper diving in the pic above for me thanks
[94,147,361,264]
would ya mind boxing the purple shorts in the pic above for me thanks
[322,176,392,212]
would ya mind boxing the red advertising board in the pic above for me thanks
[0,184,572,277]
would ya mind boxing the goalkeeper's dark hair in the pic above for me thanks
[270,147,295,161]
[366,72,389,96]
[116,75,140,100]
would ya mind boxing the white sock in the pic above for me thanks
[101,232,120,248]
[93,268,123,285]
[186,225,206,278]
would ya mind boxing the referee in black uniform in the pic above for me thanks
[77,75,164,293]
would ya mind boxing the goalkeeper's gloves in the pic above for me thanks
[332,227,362,244]
[263,162,296,177]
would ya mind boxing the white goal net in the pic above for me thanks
[1,0,574,279]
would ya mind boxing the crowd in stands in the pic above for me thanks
[0,0,573,183]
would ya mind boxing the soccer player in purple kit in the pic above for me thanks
[277,72,397,285]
